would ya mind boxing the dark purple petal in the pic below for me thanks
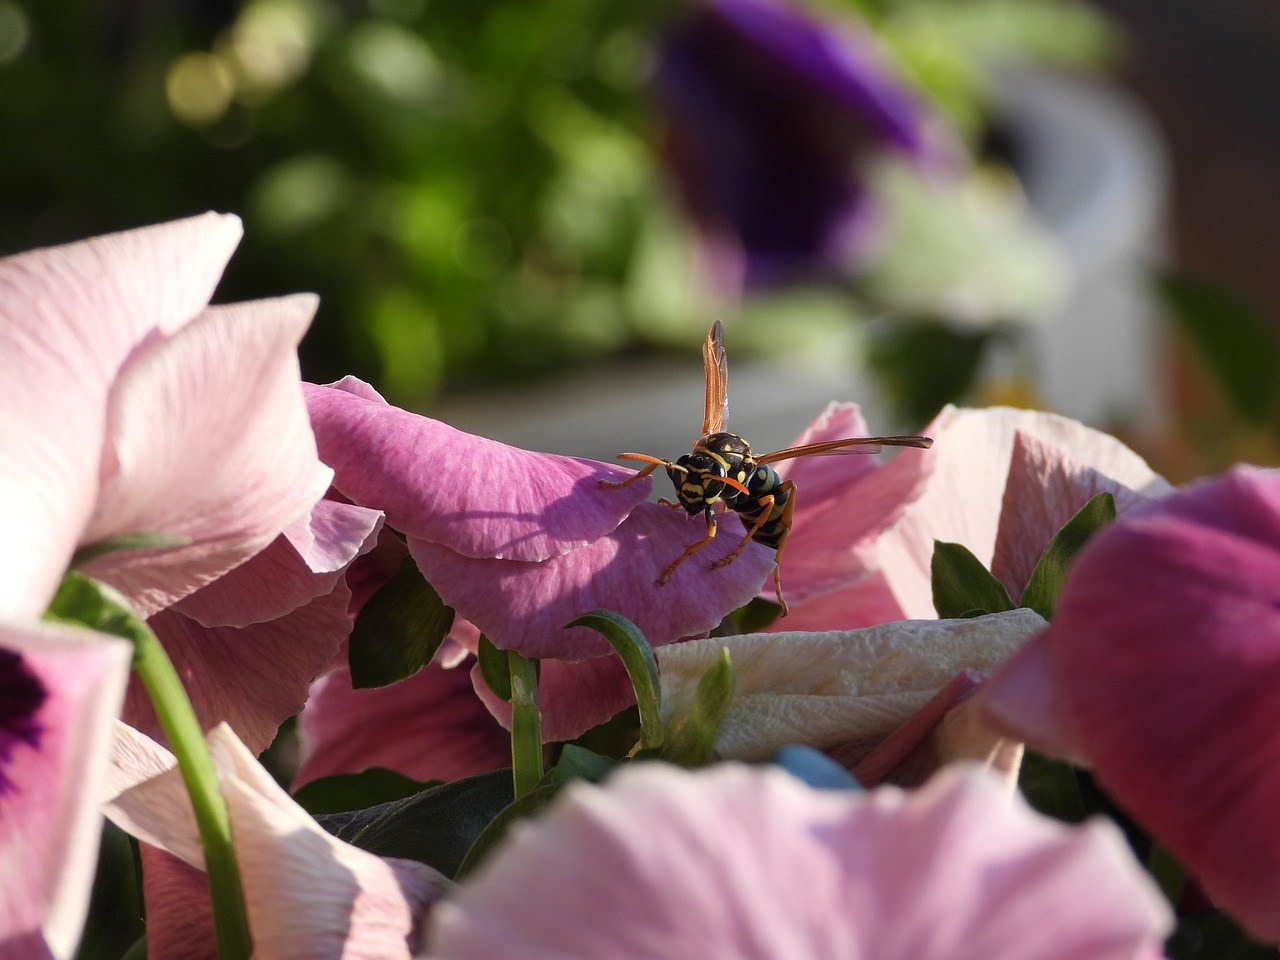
[410,502,776,661]
[656,0,930,285]
[0,648,45,795]
[304,382,650,563]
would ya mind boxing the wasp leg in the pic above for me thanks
[711,480,796,616]
[657,511,718,586]
[599,453,671,489]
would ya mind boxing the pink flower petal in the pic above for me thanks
[295,659,510,787]
[81,295,331,617]
[1047,465,1280,941]
[0,623,132,959]
[137,846,217,960]
[304,382,650,562]
[977,629,1086,764]
[429,762,1171,959]
[0,213,242,618]
[124,583,353,755]
[174,498,383,629]
[411,502,776,660]
[109,724,450,960]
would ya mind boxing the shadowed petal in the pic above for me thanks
[81,295,332,617]
[411,503,775,661]
[295,659,510,787]
[0,623,132,960]
[108,724,450,960]
[0,213,242,619]
[1040,465,1280,941]
[304,382,649,562]
[429,762,1171,959]
[659,608,1045,762]
[124,583,353,755]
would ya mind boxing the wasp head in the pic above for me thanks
[668,452,727,515]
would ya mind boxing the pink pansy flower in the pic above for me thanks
[428,761,1172,959]
[305,378,774,660]
[981,464,1280,943]
[107,722,449,960]
[0,213,331,621]
[771,403,1171,630]
[0,623,131,960]
[657,607,1044,771]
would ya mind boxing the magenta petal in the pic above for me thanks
[81,295,330,617]
[0,213,242,619]
[126,583,353,755]
[304,383,650,562]
[138,846,217,960]
[411,502,776,660]
[0,623,132,959]
[1050,465,1280,941]
[174,498,382,629]
[429,763,1171,959]
[978,628,1085,764]
[295,659,510,787]
[469,653,637,742]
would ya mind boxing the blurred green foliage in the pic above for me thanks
[0,0,1115,409]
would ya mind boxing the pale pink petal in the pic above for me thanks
[0,623,132,960]
[0,213,242,618]
[762,569,906,633]
[174,498,383,629]
[1047,465,1280,941]
[658,608,1045,762]
[468,652,636,743]
[411,503,776,661]
[304,382,650,562]
[108,724,450,960]
[991,426,1172,599]
[295,659,509,787]
[81,295,331,617]
[429,763,1172,959]
[124,583,353,755]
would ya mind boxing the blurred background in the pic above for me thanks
[3,0,1277,479]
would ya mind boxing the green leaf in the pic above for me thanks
[1159,272,1280,425]
[454,782,561,880]
[931,540,1014,619]
[661,648,735,767]
[292,768,434,816]
[74,821,145,960]
[565,610,662,751]
[1017,752,1088,824]
[316,768,516,879]
[729,596,783,633]
[548,743,617,784]
[1020,492,1116,620]
[476,634,511,702]
[349,555,453,689]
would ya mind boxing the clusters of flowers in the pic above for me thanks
[3,214,1277,959]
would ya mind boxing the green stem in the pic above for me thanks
[132,624,252,960]
[507,650,543,799]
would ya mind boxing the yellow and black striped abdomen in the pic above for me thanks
[726,461,790,548]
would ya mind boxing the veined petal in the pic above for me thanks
[0,213,242,619]
[659,608,1045,762]
[124,583,353,756]
[304,381,649,562]
[108,724,450,960]
[0,623,132,960]
[429,762,1171,959]
[81,295,331,617]
[410,503,776,661]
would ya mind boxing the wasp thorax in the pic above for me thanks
[698,432,752,460]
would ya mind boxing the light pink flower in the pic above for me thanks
[428,762,1172,959]
[107,722,449,960]
[773,403,1171,630]
[981,464,1280,942]
[0,623,132,959]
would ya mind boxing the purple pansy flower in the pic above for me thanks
[982,465,1280,942]
[656,0,937,288]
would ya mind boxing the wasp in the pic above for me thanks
[601,320,933,615]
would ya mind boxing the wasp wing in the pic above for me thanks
[755,435,933,465]
[702,319,729,435]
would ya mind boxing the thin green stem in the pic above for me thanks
[507,650,543,799]
[132,624,252,960]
